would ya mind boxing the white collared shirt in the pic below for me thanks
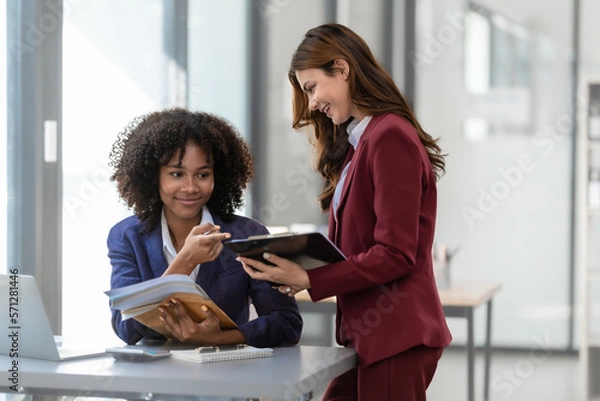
[332,116,372,216]
[161,206,215,282]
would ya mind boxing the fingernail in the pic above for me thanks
[170,299,178,305]
[285,287,291,293]
[225,233,231,238]
[201,305,209,312]
[263,252,270,259]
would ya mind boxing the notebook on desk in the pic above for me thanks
[0,274,106,361]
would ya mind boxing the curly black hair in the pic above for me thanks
[109,108,254,231]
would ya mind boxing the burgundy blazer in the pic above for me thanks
[307,113,452,367]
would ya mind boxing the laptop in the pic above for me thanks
[0,274,107,361]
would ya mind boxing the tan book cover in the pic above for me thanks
[131,292,237,338]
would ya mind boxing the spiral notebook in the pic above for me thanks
[170,345,273,364]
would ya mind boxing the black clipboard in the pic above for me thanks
[224,232,346,270]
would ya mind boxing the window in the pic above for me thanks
[1,2,7,274]
[463,5,532,140]
[61,0,164,339]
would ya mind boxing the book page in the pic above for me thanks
[106,274,210,310]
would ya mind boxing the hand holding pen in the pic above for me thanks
[185,223,231,264]
[164,223,231,276]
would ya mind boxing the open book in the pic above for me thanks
[105,274,237,338]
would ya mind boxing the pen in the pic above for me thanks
[203,224,221,236]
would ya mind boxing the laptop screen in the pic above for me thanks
[0,274,64,361]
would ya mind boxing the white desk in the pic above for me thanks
[0,345,356,401]
[296,280,502,401]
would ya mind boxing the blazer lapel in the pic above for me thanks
[145,223,169,278]
[333,146,355,242]
[335,147,356,214]
[332,115,380,242]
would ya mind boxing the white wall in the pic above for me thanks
[416,0,575,348]
[579,1,600,80]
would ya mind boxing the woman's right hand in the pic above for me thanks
[239,252,311,295]
[166,223,231,275]
[182,223,231,264]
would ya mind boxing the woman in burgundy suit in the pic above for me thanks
[240,23,452,400]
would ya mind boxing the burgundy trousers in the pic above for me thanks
[322,345,444,401]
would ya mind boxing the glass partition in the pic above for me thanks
[188,0,247,133]
[0,3,7,274]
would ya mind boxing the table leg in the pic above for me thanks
[484,299,493,401]
[467,308,474,401]
[323,313,334,347]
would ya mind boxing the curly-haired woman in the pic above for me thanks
[107,108,302,347]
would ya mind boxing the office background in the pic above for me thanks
[1,0,600,397]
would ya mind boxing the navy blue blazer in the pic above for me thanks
[108,212,302,347]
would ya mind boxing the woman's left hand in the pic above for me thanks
[239,253,311,296]
[158,299,223,344]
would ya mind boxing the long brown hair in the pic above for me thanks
[288,23,445,211]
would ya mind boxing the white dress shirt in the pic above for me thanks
[332,116,372,218]
[161,205,215,281]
